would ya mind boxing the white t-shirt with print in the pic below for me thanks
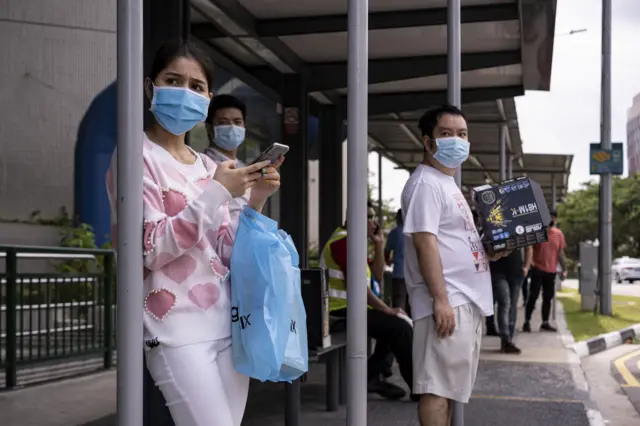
[401,164,493,321]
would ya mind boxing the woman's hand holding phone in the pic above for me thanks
[213,160,271,198]
[249,156,286,211]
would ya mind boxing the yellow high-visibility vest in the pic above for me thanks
[320,227,372,312]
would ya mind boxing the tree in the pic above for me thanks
[557,173,640,263]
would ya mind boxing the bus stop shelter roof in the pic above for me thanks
[189,0,558,189]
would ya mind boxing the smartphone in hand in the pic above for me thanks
[250,143,289,165]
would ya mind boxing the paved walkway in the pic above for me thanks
[0,301,598,426]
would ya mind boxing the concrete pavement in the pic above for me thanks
[563,278,640,298]
[0,300,599,426]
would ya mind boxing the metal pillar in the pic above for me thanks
[448,0,462,188]
[319,105,345,248]
[448,1,464,424]
[377,153,383,225]
[280,76,309,268]
[279,76,308,426]
[598,0,613,316]
[117,0,144,425]
[346,0,369,423]
[507,155,513,179]
[499,125,507,182]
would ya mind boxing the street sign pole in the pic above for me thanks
[448,0,465,425]
[598,0,612,316]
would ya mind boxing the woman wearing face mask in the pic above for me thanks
[105,40,282,426]
[203,94,251,209]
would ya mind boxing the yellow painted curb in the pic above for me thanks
[614,349,640,387]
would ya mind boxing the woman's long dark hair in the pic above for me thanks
[148,39,214,87]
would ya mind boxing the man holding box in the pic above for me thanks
[402,105,508,426]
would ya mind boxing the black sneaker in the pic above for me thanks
[501,341,522,354]
[367,376,405,400]
[522,322,531,332]
[540,322,557,332]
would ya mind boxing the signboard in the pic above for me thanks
[284,107,300,135]
[590,143,623,175]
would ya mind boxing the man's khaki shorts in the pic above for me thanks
[412,303,483,403]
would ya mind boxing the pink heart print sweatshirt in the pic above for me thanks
[106,136,239,347]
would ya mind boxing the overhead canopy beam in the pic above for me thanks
[200,0,305,73]
[201,3,519,38]
[361,85,524,116]
[301,50,520,91]
[192,37,281,101]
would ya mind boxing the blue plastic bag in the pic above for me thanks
[230,207,308,382]
[266,230,308,382]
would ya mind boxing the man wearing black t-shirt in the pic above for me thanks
[490,247,532,353]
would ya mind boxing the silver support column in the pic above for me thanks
[499,125,507,182]
[116,0,144,425]
[551,174,557,211]
[448,0,462,188]
[346,0,369,423]
[448,0,464,425]
[378,153,383,225]
[598,0,613,316]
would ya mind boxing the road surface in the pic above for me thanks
[563,278,640,298]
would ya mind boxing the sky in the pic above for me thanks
[368,0,640,210]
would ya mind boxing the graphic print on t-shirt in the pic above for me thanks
[453,193,489,273]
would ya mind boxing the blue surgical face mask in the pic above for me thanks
[149,85,210,135]
[432,136,470,168]
[214,125,246,151]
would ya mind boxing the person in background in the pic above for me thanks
[523,210,566,333]
[385,209,409,314]
[204,94,247,166]
[204,95,251,217]
[490,247,533,354]
[106,40,281,426]
[402,105,507,426]
[321,203,415,401]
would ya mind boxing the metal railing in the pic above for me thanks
[0,245,116,389]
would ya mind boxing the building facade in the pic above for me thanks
[0,0,324,249]
[627,93,640,175]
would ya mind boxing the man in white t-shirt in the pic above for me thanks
[401,105,507,426]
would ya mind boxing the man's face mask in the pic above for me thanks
[430,136,470,169]
[213,125,246,151]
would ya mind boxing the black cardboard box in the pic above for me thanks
[472,177,551,253]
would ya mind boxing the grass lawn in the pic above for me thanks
[558,288,640,342]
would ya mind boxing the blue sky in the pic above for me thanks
[369,0,640,210]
